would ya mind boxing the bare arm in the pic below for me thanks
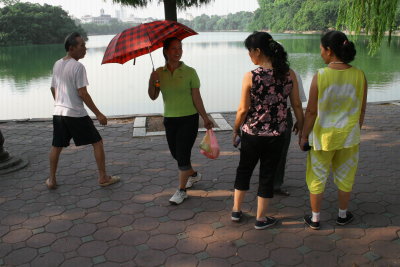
[148,70,160,100]
[232,72,252,144]
[288,69,304,142]
[300,73,318,150]
[50,87,55,100]
[78,86,107,125]
[359,75,368,128]
[192,88,214,129]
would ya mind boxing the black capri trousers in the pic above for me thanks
[163,113,199,171]
[234,132,285,198]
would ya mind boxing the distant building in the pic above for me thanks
[81,15,93,23]
[81,9,112,25]
[81,9,154,25]
[122,14,153,24]
[92,9,112,24]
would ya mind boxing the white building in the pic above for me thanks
[122,14,153,24]
[92,9,112,24]
[81,9,112,24]
[81,15,93,23]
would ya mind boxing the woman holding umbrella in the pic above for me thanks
[148,37,214,205]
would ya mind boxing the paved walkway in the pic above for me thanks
[0,103,399,267]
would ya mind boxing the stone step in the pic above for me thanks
[132,113,232,137]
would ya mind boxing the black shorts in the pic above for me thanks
[52,115,102,147]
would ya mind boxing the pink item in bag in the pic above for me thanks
[199,129,220,159]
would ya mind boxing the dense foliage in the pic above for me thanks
[337,0,400,55]
[0,2,87,46]
[249,0,400,55]
[250,0,339,32]
[179,11,255,32]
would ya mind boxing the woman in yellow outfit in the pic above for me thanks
[300,31,368,230]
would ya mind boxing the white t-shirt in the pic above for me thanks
[51,58,89,117]
[287,71,307,107]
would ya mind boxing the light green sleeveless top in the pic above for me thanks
[309,66,365,151]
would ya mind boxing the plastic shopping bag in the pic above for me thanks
[199,129,220,159]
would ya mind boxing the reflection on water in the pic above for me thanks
[0,44,64,87]
[1,32,400,120]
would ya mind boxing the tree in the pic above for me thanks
[110,0,214,21]
[293,0,338,31]
[192,14,209,31]
[250,0,304,32]
[0,2,87,46]
[337,0,400,55]
[0,0,19,5]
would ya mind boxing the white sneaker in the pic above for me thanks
[186,172,202,188]
[169,190,188,205]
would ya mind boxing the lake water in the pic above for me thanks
[1,32,400,120]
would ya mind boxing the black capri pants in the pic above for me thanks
[163,113,199,171]
[234,132,285,198]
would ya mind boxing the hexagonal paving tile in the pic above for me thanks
[165,253,198,267]
[105,245,137,263]
[147,234,177,250]
[186,223,214,238]
[270,248,303,265]
[120,230,149,246]
[134,249,166,267]
[77,240,108,257]
[206,242,237,258]
[26,232,57,248]
[2,228,32,243]
[93,227,122,241]
[176,237,207,254]
[237,243,270,262]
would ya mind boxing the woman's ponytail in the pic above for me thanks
[268,40,289,82]
[244,32,290,83]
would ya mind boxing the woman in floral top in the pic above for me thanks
[231,32,304,229]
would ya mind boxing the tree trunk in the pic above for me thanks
[163,0,177,21]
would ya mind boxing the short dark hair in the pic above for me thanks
[64,32,81,52]
[321,31,356,63]
[162,37,181,62]
[244,31,290,82]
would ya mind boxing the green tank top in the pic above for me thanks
[309,66,366,151]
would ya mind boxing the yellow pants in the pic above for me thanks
[306,145,359,194]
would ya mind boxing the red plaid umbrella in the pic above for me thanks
[101,20,198,67]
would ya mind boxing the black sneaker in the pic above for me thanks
[304,215,320,230]
[254,216,277,230]
[336,211,354,226]
[231,211,243,222]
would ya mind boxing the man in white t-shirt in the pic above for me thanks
[46,32,120,189]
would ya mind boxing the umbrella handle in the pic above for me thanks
[147,46,155,70]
